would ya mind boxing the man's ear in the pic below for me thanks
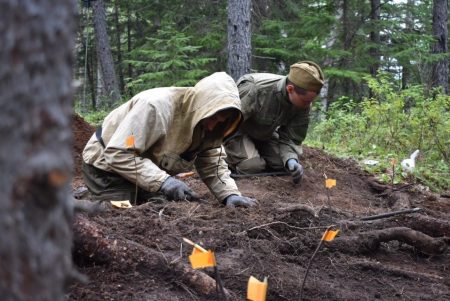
[286,84,294,94]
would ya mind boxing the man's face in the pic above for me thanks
[287,84,318,108]
[201,111,230,132]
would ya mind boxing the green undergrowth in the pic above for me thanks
[75,108,110,127]
[306,73,449,192]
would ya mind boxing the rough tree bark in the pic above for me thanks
[400,0,415,89]
[92,0,121,107]
[320,1,342,117]
[369,0,381,77]
[431,0,449,94]
[113,0,125,94]
[0,0,76,300]
[227,0,252,81]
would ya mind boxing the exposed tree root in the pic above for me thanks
[276,204,354,220]
[326,227,447,255]
[366,180,417,210]
[367,179,390,193]
[339,214,450,238]
[276,204,318,217]
[387,191,411,209]
[395,214,450,237]
[316,205,354,218]
[368,179,413,196]
[72,214,229,298]
[349,260,444,281]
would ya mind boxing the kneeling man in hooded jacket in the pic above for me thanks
[82,72,257,208]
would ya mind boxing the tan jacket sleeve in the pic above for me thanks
[103,101,170,192]
[194,147,241,202]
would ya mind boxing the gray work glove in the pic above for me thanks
[286,159,304,184]
[160,177,200,201]
[225,194,258,208]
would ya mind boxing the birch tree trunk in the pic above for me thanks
[431,0,449,94]
[0,0,76,300]
[92,0,121,107]
[227,0,252,81]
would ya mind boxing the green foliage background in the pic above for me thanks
[306,73,450,191]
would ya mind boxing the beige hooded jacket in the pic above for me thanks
[82,72,242,201]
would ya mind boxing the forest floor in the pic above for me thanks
[68,114,450,301]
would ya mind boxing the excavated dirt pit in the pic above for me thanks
[68,115,449,301]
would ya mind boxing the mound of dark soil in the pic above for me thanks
[72,113,94,184]
[69,116,450,301]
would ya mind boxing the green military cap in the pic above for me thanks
[287,61,324,93]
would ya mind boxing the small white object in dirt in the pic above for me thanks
[401,149,419,173]
[363,159,379,166]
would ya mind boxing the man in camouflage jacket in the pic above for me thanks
[82,72,257,208]
[224,61,324,184]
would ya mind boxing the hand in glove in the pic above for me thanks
[225,194,258,208]
[160,177,200,201]
[286,159,304,184]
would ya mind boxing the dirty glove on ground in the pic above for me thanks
[160,177,200,201]
[225,194,258,208]
[286,159,304,184]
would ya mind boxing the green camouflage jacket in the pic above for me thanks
[237,73,310,165]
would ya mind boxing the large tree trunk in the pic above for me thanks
[431,0,449,94]
[227,0,252,81]
[126,3,134,93]
[401,0,415,90]
[92,0,121,107]
[87,44,96,109]
[336,0,356,100]
[0,0,76,300]
[369,0,381,77]
[320,1,342,117]
[113,0,125,95]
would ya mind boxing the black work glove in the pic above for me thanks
[160,177,200,201]
[225,194,258,208]
[286,159,304,184]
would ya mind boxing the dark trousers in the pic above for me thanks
[82,162,166,204]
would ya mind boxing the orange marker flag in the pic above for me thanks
[325,178,336,189]
[125,135,135,148]
[183,238,216,269]
[322,229,340,241]
[247,276,268,301]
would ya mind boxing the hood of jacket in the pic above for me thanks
[161,72,242,155]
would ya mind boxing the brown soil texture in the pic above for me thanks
[69,115,450,301]
[72,113,94,179]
